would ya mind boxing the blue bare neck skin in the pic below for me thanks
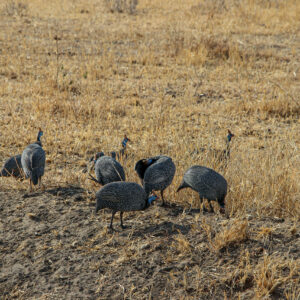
[147,159,153,165]
[37,131,43,142]
[227,134,233,142]
[147,195,157,205]
[122,138,129,148]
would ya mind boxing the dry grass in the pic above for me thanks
[0,0,299,298]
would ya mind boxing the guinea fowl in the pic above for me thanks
[89,154,125,185]
[177,165,227,213]
[135,155,176,206]
[95,182,158,230]
[21,128,46,192]
[0,154,23,179]
[114,135,131,159]
[192,130,234,163]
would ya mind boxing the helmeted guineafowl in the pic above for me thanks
[89,154,125,185]
[21,128,46,192]
[117,135,131,159]
[192,130,234,163]
[0,154,23,179]
[135,155,176,206]
[95,181,158,229]
[177,165,227,213]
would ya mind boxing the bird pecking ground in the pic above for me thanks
[0,187,299,299]
[0,0,299,299]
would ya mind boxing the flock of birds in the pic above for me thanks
[0,129,234,229]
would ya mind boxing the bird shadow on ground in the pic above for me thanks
[46,185,85,197]
[21,185,85,199]
[129,221,191,238]
[162,202,209,217]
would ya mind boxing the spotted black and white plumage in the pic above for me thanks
[95,181,158,229]
[0,154,23,179]
[89,155,125,185]
[135,155,176,205]
[177,165,227,212]
[21,129,46,191]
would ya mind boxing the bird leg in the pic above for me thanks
[160,190,165,206]
[38,177,45,191]
[120,211,126,229]
[200,197,208,213]
[88,173,100,184]
[28,179,33,193]
[208,201,214,213]
[109,211,116,230]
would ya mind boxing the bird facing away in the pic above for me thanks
[21,129,46,192]
[135,155,176,206]
[0,154,23,179]
[177,165,227,213]
[95,181,158,230]
[89,155,125,185]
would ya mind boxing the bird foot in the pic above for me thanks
[120,225,127,229]
[108,226,115,233]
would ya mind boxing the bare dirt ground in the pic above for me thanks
[1,187,299,299]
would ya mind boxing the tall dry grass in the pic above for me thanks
[0,0,299,216]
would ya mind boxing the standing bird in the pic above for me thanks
[0,154,23,179]
[118,134,131,159]
[191,129,235,162]
[89,154,125,185]
[177,166,227,213]
[135,155,176,206]
[220,129,234,161]
[21,129,46,192]
[95,182,158,230]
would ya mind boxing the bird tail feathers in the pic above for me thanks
[31,169,39,185]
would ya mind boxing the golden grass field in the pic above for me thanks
[0,0,299,298]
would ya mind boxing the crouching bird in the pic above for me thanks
[135,155,176,206]
[177,165,227,213]
[95,182,158,230]
[88,153,125,185]
[0,154,23,179]
[21,128,46,192]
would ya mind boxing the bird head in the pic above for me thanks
[37,128,43,140]
[148,191,159,205]
[94,152,104,161]
[110,151,117,159]
[122,135,131,148]
[143,158,153,166]
[218,200,225,214]
[227,130,234,142]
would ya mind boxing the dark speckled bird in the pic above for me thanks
[135,155,176,206]
[95,182,158,229]
[0,154,23,179]
[177,165,227,213]
[89,154,125,185]
[21,129,46,192]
